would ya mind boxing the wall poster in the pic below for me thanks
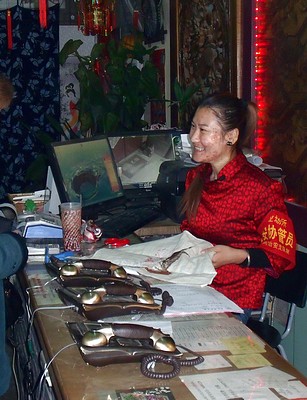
[169,0,242,128]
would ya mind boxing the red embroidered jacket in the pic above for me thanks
[181,152,296,309]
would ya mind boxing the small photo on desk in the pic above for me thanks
[115,387,175,399]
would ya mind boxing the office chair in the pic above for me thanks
[247,201,307,360]
[247,251,307,359]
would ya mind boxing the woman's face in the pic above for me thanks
[189,107,229,164]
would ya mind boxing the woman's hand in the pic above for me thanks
[204,245,248,268]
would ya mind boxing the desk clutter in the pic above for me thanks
[44,247,208,379]
[17,257,307,399]
[10,239,307,399]
[38,231,242,382]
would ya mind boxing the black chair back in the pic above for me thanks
[265,251,307,308]
[285,201,307,248]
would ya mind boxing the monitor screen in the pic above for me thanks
[108,129,182,191]
[48,136,125,219]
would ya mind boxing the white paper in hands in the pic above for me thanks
[89,231,216,286]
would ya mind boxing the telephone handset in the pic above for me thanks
[47,256,133,288]
[57,283,173,320]
[49,255,127,279]
[47,256,164,300]
[68,322,204,379]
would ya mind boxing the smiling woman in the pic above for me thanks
[180,92,296,324]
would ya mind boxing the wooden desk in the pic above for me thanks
[17,263,307,400]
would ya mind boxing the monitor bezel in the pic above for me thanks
[47,135,126,220]
[107,128,184,191]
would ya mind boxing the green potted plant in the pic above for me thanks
[59,37,162,135]
[170,78,200,129]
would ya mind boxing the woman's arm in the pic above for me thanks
[208,245,271,269]
[209,180,296,275]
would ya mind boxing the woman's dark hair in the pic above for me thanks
[180,93,258,220]
[196,93,257,148]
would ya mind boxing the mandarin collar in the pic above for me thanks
[201,151,247,182]
[216,151,246,181]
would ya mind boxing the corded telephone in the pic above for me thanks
[67,322,204,379]
[57,285,173,320]
[48,255,127,283]
[48,255,174,319]
[47,255,161,292]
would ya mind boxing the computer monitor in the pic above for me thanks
[47,135,125,220]
[108,129,182,192]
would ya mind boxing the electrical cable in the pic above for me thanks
[7,320,26,400]
[23,304,75,396]
[11,344,20,400]
[34,342,77,400]
[27,304,75,340]
[25,277,57,319]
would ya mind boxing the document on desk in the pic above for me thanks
[180,366,307,400]
[171,315,264,352]
[160,284,243,317]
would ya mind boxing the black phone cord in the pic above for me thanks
[141,354,181,379]
[140,344,204,379]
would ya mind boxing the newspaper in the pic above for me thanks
[88,231,216,286]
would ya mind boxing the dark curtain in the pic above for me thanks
[0,4,60,201]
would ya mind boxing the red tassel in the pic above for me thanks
[7,10,13,50]
[39,0,48,28]
[133,10,139,30]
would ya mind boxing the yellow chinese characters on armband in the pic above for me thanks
[258,210,296,269]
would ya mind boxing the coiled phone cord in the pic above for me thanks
[141,344,204,379]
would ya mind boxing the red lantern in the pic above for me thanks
[76,0,116,37]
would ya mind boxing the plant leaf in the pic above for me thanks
[90,43,105,61]
[174,79,184,101]
[59,39,83,65]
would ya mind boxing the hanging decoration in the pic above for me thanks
[253,0,268,157]
[3,0,49,52]
[76,0,116,37]
[39,0,48,28]
[6,9,13,50]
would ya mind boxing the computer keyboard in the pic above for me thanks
[95,205,163,238]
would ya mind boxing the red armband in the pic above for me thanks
[258,210,296,270]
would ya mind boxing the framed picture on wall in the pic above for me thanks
[169,0,243,127]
